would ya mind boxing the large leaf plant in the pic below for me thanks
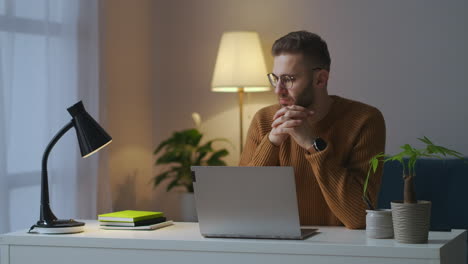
[363,136,465,209]
[153,128,229,193]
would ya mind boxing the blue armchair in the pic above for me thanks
[378,159,468,230]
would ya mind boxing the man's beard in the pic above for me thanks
[292,78,315,108]
[277,76,315,107]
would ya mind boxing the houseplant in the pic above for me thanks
[153,128,229,192]
[364,136,465,243]
[153,113,230,221]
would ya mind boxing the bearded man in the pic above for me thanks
[239,31,386,229]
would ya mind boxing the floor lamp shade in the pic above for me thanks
[211,31,270,92]
[211,31,270,154]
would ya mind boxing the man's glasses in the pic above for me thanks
[267,68,322,90]
[267,73,295,90]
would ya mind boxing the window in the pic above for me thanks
[0,0,93,232]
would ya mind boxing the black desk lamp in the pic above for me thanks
[29,101,112,234]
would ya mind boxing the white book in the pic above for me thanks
[99,220,174,230]
[100,217,166,227]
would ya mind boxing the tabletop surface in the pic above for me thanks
[1,220,466,259]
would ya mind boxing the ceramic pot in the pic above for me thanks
[180,192,198,222]
[391,200,431,244]
[366,209,394,239]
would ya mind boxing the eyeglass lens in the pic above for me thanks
[268,74,293,89]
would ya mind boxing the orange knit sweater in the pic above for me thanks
[239,95,386,229]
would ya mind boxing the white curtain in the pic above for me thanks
[0,0,110,233]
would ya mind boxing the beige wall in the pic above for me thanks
[152,0,280,167]
[102,0,155,212]
[152,0,468,157]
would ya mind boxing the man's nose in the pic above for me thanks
[274,81,286,94]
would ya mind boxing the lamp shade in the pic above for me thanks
[211,31,270,92]
[67,101,112,158]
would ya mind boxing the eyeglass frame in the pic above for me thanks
[267,67,323,90]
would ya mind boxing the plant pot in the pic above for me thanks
[180,192,198,222]
[366,209,393,239]
[391,200,431,244]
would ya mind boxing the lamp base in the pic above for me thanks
[29,219,85,234]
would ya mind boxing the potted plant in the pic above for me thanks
[364,136,465,243]
[153,128,229,192]
[153,113,230,221]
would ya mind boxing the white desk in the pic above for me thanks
[0,220,466,264]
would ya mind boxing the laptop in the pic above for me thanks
[191,166,317,240]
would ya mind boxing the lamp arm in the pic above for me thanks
[40,120,73,224]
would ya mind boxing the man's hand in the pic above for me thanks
[268,105,317,149]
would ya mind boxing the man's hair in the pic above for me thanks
[272,31,331,71]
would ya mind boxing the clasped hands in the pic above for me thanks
[268,105,317,150]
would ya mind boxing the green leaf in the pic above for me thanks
[425,145,437,154]
[206,159,227,166]
[154,171,171,186]
[195,141,213,164]
[419,137,466,161]
[208,149,229,162]
[154,137,175,154]
[166,179,181,192]
[206,149,229,166]
[364,152,385,197]
[418,136,433,145]
[371,158,378,173]
[386,153,404,163]
[400,144,413,152]
[181,129,203,146]
[156,151,182,164]
[197,141,213,153]
[195,152,208,164]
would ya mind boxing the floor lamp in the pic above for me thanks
[211,31,270,154]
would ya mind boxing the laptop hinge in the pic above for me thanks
[191,171,196,182]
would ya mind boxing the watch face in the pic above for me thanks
[314,137,327,151]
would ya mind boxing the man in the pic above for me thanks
[239,31,385,229]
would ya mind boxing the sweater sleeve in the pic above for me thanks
[305,110,386,229]
[239,110,280,166]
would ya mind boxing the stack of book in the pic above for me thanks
[98,210,173,230]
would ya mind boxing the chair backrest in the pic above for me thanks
[378,159,468,230]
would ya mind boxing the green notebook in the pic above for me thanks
[98,210,164,222]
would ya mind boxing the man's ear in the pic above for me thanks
[315,70,329,89]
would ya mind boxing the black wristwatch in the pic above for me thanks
[312,137,327,152]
